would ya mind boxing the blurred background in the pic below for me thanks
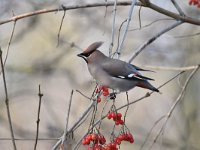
[0,0,200,149]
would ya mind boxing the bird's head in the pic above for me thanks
[77,41,103,63]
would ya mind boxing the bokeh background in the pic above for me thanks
[0,0,200,149]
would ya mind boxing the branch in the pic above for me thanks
[170,0,185,16]
[34,85,43,150]
[1,1,200,26]
[149,66,200,149]
[109,0,118,57]
[135,64,200,71]
[116,0,137,58]
[4,21,16,65]
[60,90,74,150]
[128,21,182,63]
[0,48,17,150]
[51,101,95,150]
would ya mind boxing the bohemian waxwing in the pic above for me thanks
[77,42,159,92]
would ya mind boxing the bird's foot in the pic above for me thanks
[109,92,117,100]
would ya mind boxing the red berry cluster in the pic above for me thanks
[107,112,124,125]
[82,133,106,147]
[114,133,134,145]
[95,86,109,103]
[189,0,200,8]
[96,86,109,97]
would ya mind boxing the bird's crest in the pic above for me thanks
[83,41,103,54]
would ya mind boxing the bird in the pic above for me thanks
[77,41,159,93]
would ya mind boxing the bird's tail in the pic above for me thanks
[136,81,159,92]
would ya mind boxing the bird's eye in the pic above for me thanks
[84,53,90,57]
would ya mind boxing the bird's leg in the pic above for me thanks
[109,89,119,100]
[109,92,116,100]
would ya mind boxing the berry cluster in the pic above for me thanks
[107,111,124,126]
[114,133,134,145]
[189,0,200,8]
[95,86,110,103]
[82,133,106,146]
[96,86,109,97]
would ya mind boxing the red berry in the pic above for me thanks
[102,86,108,92]
[82,138,87,145]
[103,91,109,96]
[111,112,117,120]
[119,120,124,125]
[111,142,117,148]
[115,120,120,125]
[117,113,122,119]
[107,113,112,119]
[118,135,124,141]
[88,147,93,150]
[97,97,101,103]
[99,135,106,144]
[116,138,121,145]
[91,133,97,141]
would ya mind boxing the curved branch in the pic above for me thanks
[1,1,200,26]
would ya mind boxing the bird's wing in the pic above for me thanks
[130,64,155,72]
[101,59,154,81]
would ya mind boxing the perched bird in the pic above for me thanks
[77,42,159,93]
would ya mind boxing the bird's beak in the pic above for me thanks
[77,53,85,58]
[77,53,88,63]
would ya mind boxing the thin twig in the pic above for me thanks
[173,32,200,38]
[134,64,199,71]
[149,66,199,149]
[109,0,118,57]
[123,92,129,123]
[98,100,109,130]
[57,8,66,47]
[0,47,17,150]
[60,90,74,150]
[4,21,16,65]
[116,0,137,59]
[129,18,174,32]
[140,115,166,150]
[0,137,59,141]
[76,90,91,100]
[114,19,127,58]
[34,85,43,150]
[0,49,17,150]
[170,0,184,16]
[128,21,183,63]
[138,6,142,29]
[51,101,95,150]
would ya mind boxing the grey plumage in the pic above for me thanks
[77,42,159,92]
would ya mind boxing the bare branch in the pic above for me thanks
[34,85,43,150]
[149,66,200,149]
[140,115,166,150]
[0,49,17,150]
[60,90,74,150]
[4,21,16,65]
[1,1,200,26]
[128,21,182,63]
[116,0,137,59]
[109,0,118,57]
[51,101,95,150]
[135,64,199,71]
[170,0,185,16]
[57,9,66,47]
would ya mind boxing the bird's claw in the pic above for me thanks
[109,92,116,100]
